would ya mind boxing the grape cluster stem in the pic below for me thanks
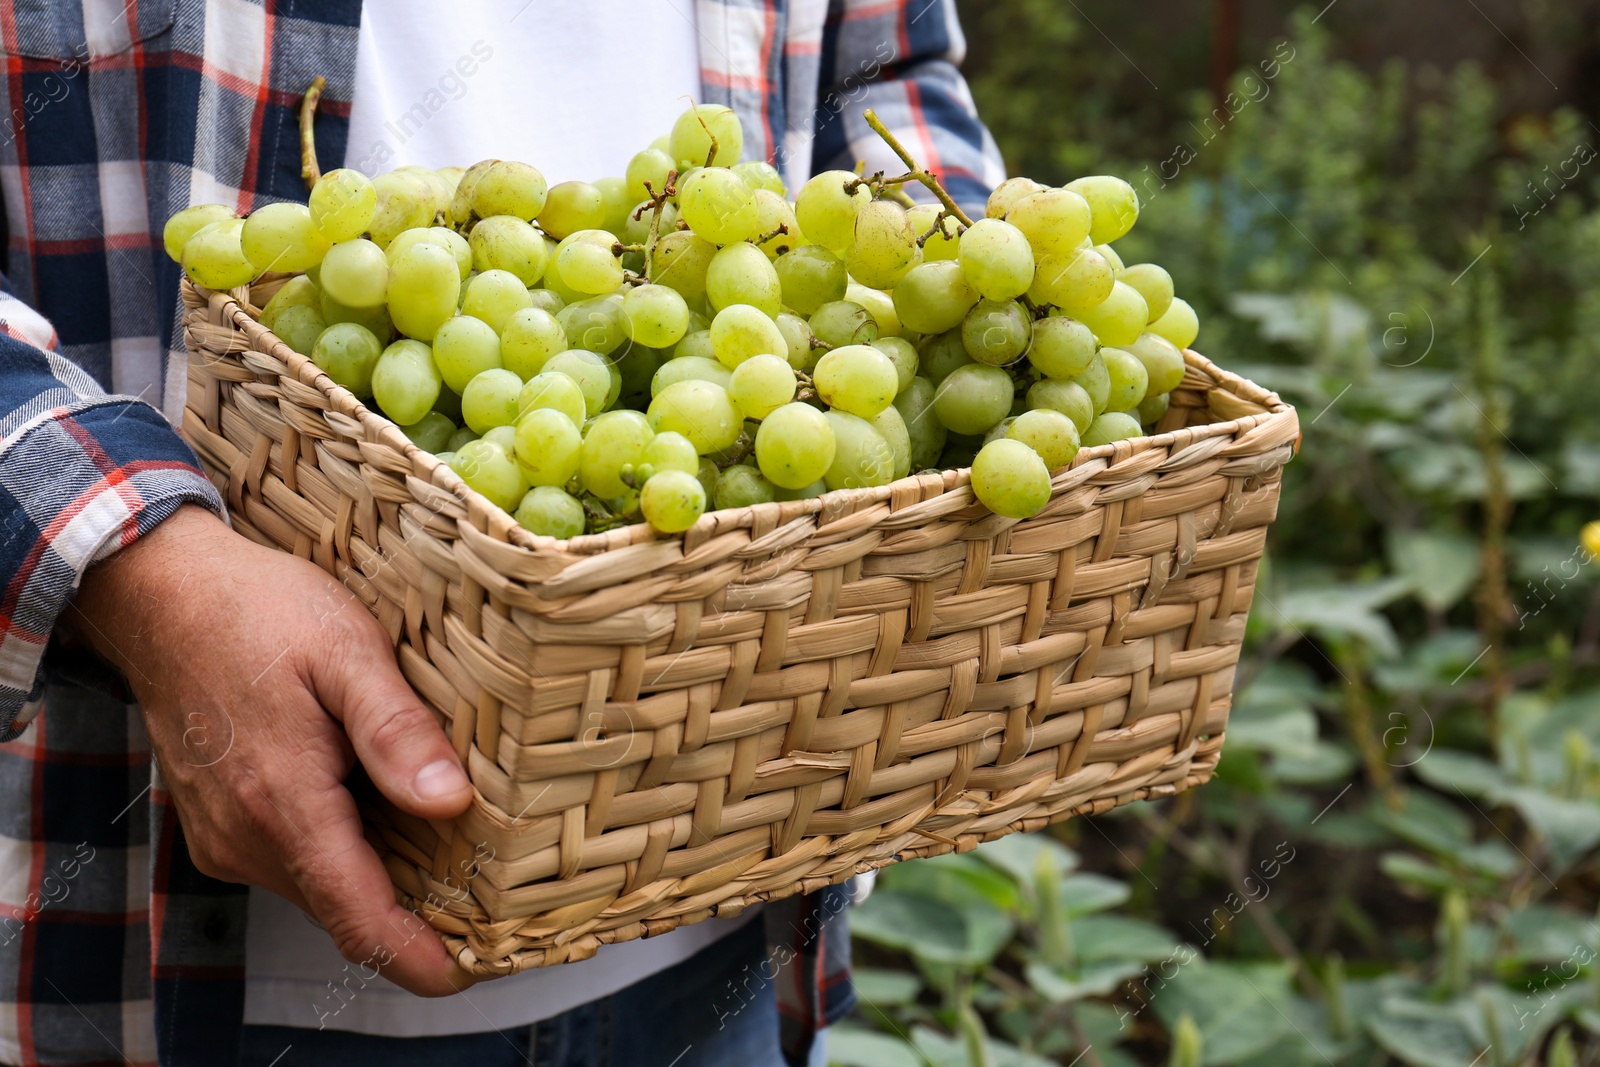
[299,77,326,190]
[861,109,975,227]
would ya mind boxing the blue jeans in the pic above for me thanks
[238,916,813,1066]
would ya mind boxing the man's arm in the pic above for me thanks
[813,0,1006,210]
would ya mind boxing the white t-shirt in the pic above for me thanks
[241,0,754,1036]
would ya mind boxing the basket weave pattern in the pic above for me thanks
[182,278,1299,975]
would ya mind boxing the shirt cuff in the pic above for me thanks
[0,398,225,741]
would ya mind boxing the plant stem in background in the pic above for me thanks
[1337,645,1398,807]
[1470,237,1513,724]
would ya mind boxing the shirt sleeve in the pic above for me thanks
[0,291,225,742]
[812,0,1007,212]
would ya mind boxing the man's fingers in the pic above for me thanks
[318,627,473,820]
[273,778,479,997]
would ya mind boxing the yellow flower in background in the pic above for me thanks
[1583,521,1600,561]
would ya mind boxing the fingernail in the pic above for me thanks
[414,759,468,800]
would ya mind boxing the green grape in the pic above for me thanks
[1137,391,1170,427]
[1100,347,1150,413]
[1005,188,1092,258]
[461,368,524,433]
[1082,411,1143,447]
[893,376,947,470]
[870,404,911,481]
[537,181,606,240]
[461,270,534,333]
[272,303,327,356]
[614,342,666,408]
[1118,263,1173,321]
[497,307,566,378]
[371,338,442,425]
[872,336,918,394]
[918,329,975,384]
[705,242,781,316]
[240,202,329,273]
[446,425,480,452]
[1149,296,1199,350]
[447,159,496,225]
[1030,247,1113,313]
[971,438,1051,518]
[527,287,566,315]
[518,370,587,426]
[640,469,706,532]
[648,379,742,454]
[470,160,548,221]
[933,363,1014,435]
[625,147,676,203]
[1125,332,1187,395]
[308,171,375,245]
[676,167,760,246]
[710,303,787,368]
[892,260,980,335]
[384,227,466,279]
[368,170,435,248]
[621,284,690,349]
[1007,408,1080,470]
[775,246,847,316]
[1027,316,1097,379]
[773,479,826,501]
[673,329,716,361]
[399,410,455,453]
[814,344,898,418]
[259,275,320,332]
[435,165,466,195]
[754,403,836,489]
[320,238,388,307]
[449,439,527,512]
[311,321,383,397]
[482,425,518,453]
[1070,353,1111,415]
[1096,243,1125,272]
[794,170,871,254]
[775,313,816,371]
[1065,175,1140,244]
[653,355,731,395]
[432,315,501,393]
[847,200,919,289]
[320,289,392,339]
[163,203,235,263]
[669,103,743,168]
[557,294,627,355]
[907,203,960,261]
[386,241,459,342]
[642,431,700,477]
[960,299,1031,366]
[182,218,257,290]
[822,411,894,490]
[1077,280,1149,348]
[596,177,634,236]
[727,353,796,418]
[470,215,548,285]
[557,240,623,295]
[715,464,777,509]
[696,456,721,502]
[845,283,900,338]
[433,385,464,422]
[514,486,585,538]
[808,300,878,348]
[579,409,654,498]
[394,164,451,217]
[648,236,714,312]
[733,160,785,196]
[544,349,613,417]
[986,177,1049,219]
[958,218,1034,301]
[1026,378,1095,434]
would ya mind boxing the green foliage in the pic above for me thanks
[842,7,1600,1065]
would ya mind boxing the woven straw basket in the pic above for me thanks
[181,276,1299,976]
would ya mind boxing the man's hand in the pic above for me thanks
[72,504,477,996]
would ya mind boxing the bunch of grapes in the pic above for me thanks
[166,103,1200,537]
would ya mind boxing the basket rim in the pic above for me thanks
[184,278,1299,560]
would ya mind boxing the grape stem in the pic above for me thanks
[639,173,677,284]
[753,223,791,247]
[299,76,326,190]
[861,108,974,227]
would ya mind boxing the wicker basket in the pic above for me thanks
[181,276,1299,976]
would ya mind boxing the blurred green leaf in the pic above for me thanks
[1365,996,1485,1067]
[851,890,1014,967]
[910,1024,1057,1067]
[1493,787,1600,871]
[1274,578,1411,657]
[1024,959,1145,1002]
[882,852,1023,913]
[851,967,924,1007]
[1058,873,1132,917]
[1499,904,1600,965]
[1412,750,1507,797]
[1369,789,1474,854]
[1153,960,1295,1065]
[970,832,1077,885]
[1385,529,1481,613]
[1070,914,1186,963]
[827,1025,926,1067]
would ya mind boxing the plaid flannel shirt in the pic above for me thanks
[0,1,1003,1064]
